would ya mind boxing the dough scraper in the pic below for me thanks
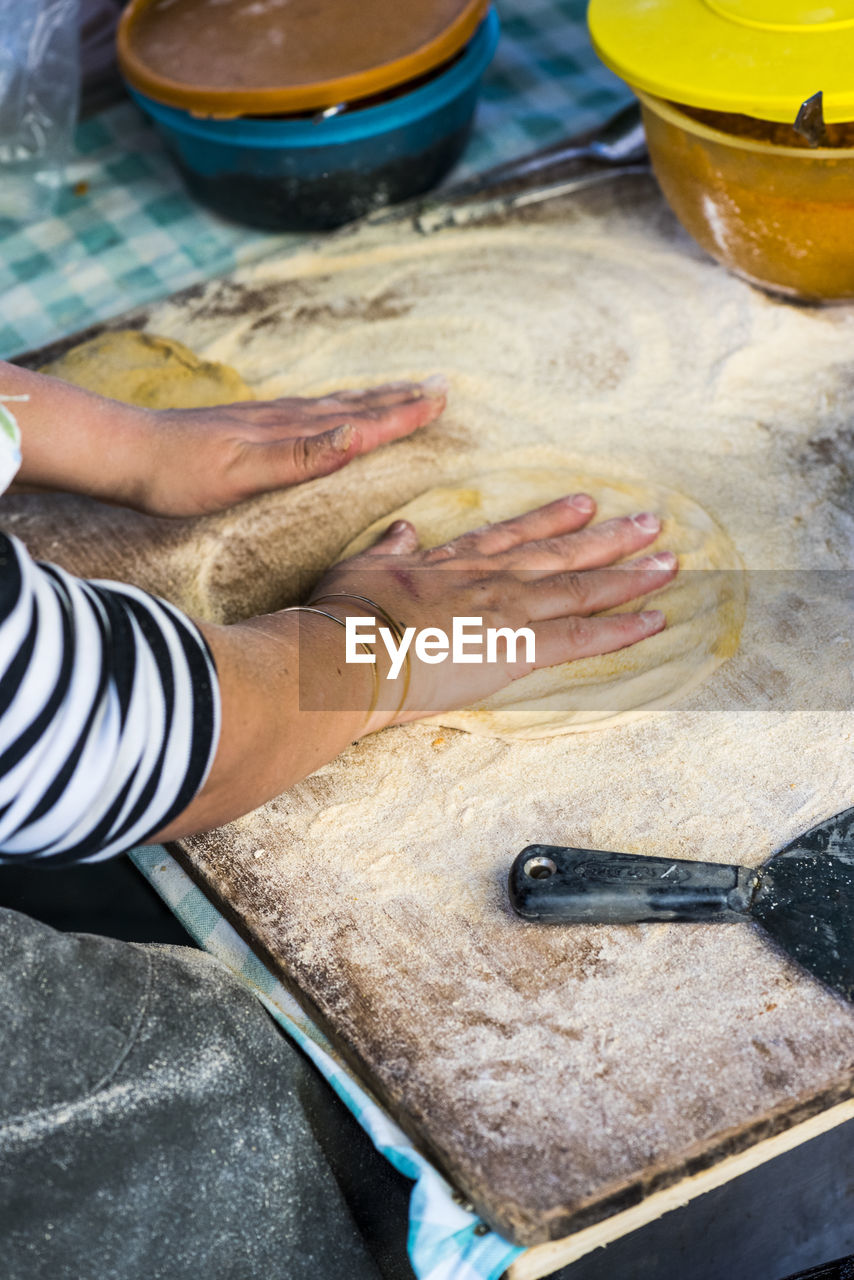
[509,808,854,1002]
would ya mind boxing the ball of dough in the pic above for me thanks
[40,330,254,409]
[338,467,746,739]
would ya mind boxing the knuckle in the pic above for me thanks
[292,435,314,473]
[425,543,457,561]
[452,528,492,556]
[558,570,588,602]
[297,431,340,475]
[495,514,526,537]
[568,616,596,647]
[470,577,499,609]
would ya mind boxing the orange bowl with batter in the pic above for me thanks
[637,92,854,303]
[589,0,854,303]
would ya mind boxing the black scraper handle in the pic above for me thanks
[509,844,758,924]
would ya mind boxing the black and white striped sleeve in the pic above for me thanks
[0,532,220,864]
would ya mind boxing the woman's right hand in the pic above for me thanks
[309,492,678,732]
[161,491,678,841]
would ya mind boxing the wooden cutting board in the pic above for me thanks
[10,176,854,1260]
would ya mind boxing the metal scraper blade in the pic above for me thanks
[751,808,854,1002]
[509,808,854,1002]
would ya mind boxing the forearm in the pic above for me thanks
[0,535,221,864]
[0,361,149,505]
[0,528,377,861]
[0,361,447,518]
[153,611,376,841]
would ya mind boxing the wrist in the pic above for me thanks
[307,593,410,734]
[253,606,384,735]
[190,608,385,825]
[11,365,155,507]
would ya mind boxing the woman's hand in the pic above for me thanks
[134,379,447,516]
[0,361,447,516]
[159,494,677,840]
[310,492,678,730]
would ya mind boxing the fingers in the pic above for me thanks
[263,421,360,485]
[432,503,664,573]
[321,375,448,410]
[503,512,664,574]
[257,392,444,488]
[526,551,678,621]
[341,392,445,453]
[530,608,666,671]
[268,377,448,420]
[448,494,597,556]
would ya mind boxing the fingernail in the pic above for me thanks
[642,551,677,570]
[640,609,665,631]
[568,493,595,512]
[388,520,410,534]
[420,373,449,398]
[330,422,354,451]
[632,512,660,532]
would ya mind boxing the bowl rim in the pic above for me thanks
[118,0,488,119]
[637,89,854,159]
[127,9,500,146]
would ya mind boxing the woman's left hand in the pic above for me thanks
[1,361,447,517]
[136,378,447,516]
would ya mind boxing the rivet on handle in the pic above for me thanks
[523,856,557,880]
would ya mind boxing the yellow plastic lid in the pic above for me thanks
[118,0,489,119]
[588,0,854,123]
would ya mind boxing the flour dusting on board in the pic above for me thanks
[21,179,854,1245]
[163,182,854,1244]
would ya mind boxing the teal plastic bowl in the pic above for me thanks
[127,8,499,231]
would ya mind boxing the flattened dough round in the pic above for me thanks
[340,468,746,739]
[41,330,254,409]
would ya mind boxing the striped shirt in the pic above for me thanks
[0,400,220,863]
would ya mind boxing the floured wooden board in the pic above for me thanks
[8,177,854,1248]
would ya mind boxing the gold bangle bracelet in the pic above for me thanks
[312,592,405,639]
[283,605,379,716]
[311,593,412,718]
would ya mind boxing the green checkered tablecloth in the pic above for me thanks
[0,0,631,360]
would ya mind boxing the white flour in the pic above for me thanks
[142,178,854,1242]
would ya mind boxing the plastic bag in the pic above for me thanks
[0,0,80,222]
